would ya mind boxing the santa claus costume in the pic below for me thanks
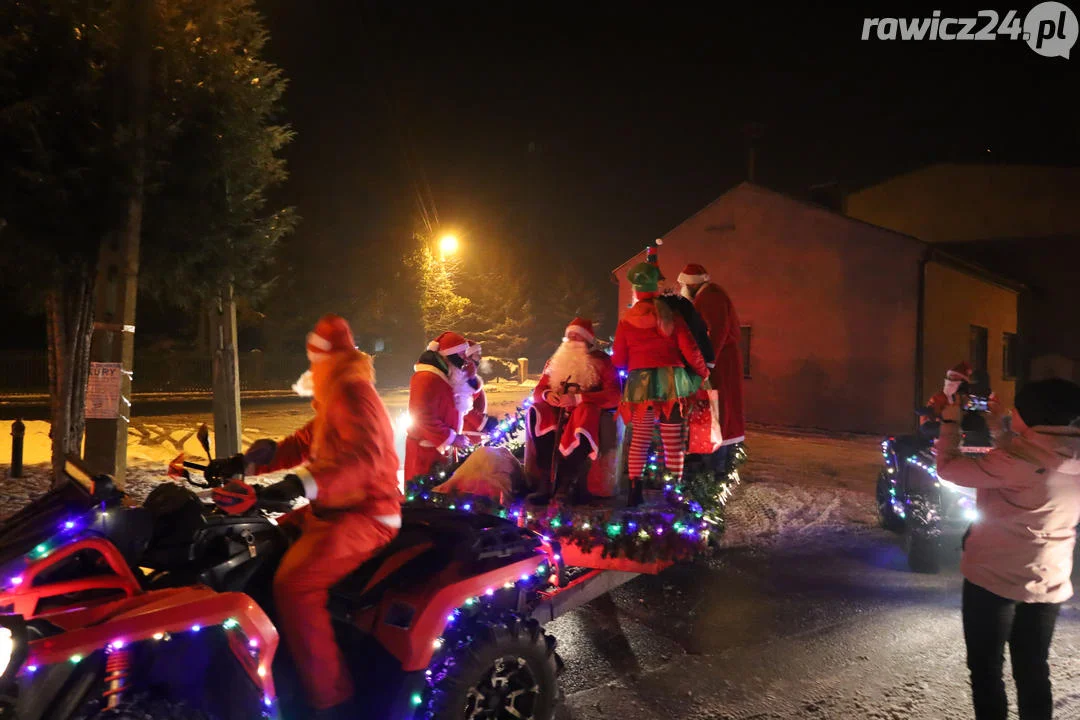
[924,361,974,424]
[242,314,402,716]
[403,331,476,481]
[526,317,622,502]
[461,340,498,442]
[614,261,708,504]
[678,263,747,466]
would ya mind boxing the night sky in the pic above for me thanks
[4,1,1078,350]
[259,0,1079,280]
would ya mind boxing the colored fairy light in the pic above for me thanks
[153,633,164,640]
[249,638,259,648]
[257,665,267,677]
[110,639,125,650]
[64,520,76,530]
[70,654,83,664]
[446,613,456,623]
[223,618,239,630]
[411,693,423,706]
[191,624,202,633]
[26,665,38,673]
[10,575,23,586]
[485,588,495,596]
[520,573,530,582]
[263,696,273,708]
[433,639,443,649]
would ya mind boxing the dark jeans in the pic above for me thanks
[963,579,1061,720]
[685,445,732,477]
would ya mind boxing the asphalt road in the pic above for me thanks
[553,527,1080,720]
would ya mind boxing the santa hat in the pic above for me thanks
[565,317,595,343]
[427,331,469,358]
[465,340,482,360]
[645,238,665,280]
[306,314,356,363]
[677,263,710,286]
[945,361,973,381]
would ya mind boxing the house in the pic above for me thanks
[611,182,1018,435]
[847,164,1080,387]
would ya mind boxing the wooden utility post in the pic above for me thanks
[83,0,150,486]
[210,285,242,458]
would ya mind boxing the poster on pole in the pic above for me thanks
[86,362,123,419]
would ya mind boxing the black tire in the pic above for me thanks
[875,469,905,534]
[426,610,563,720]
[904,494,941,574]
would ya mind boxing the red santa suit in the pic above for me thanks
[249,315,402,710]
[531,347,621,460]
[680,265,746,446]
[923,361,973,425]
[404,332,474,481]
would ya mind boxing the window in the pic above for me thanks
[969,325,988,375]
[1003,332,1018,381]
[740,326,752,378]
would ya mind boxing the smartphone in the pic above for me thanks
[964,395,990,412]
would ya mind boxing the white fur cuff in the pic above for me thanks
[294,466,319,500]
[677,272,709,285]
[437,429,456,454]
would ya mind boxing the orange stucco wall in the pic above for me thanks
[614,184,925,435]
[922,261,1018,409]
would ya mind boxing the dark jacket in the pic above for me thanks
[657,294,715,368]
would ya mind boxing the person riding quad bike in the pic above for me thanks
[214,313,403,720]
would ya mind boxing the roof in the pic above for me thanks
[610,181,922,278]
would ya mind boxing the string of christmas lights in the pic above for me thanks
[405,396,745,563]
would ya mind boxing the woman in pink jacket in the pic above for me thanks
[937,378,1080,720]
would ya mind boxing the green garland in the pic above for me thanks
[403,396,745,564]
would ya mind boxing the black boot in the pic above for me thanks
[627,478,643,507]
[527,474,553,505]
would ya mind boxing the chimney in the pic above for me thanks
[808,181,846,213]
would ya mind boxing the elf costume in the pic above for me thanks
[613,257,708,503]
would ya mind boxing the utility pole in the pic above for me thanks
[83,0,150,486]
[210,285,242,458]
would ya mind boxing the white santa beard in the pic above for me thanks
[545,341,600,390]
[448,365,475,414]
[292,370,314,397]
[680,284,693,300]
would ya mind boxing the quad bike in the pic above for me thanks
[876,408,989,574]
[0,428,565,720]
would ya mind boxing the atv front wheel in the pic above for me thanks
[875,470,905,533]
[904,494,941,574]
[426,611,563,720]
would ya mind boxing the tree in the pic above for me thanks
[405,237,471,340]
[458,254,535,359]
[0,0,294,481]
[532,266,605,360]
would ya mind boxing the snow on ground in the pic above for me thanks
[718,425,882,549]
[1,402,886,544]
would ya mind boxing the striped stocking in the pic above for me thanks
[627,407,656,480]
[659,421,686,480]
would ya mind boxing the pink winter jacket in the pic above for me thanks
[937,421,1080,604]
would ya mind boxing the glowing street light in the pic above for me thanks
[438,234,459,257]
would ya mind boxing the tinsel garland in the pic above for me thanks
[404,395,746,564]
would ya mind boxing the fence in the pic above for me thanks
[0,350,310,394]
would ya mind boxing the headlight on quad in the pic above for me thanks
[0,614,28,685]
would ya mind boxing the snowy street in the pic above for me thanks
[5,405,1080,718]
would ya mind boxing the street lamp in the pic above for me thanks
[438,234,459,258]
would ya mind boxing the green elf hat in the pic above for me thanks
[627,261,661,292]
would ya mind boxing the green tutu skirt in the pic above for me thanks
[620,367,703,422]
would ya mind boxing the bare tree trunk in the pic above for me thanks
[45,272,96,486]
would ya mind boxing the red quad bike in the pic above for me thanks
[0,430,565,720]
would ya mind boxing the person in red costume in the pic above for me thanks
[241,314,402,719]
[403,331,477,481]
[925,361,974,423]
[677,262,746,472]
[526,317,622,503]
[461,340,498,443]
[614,261,708,505]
